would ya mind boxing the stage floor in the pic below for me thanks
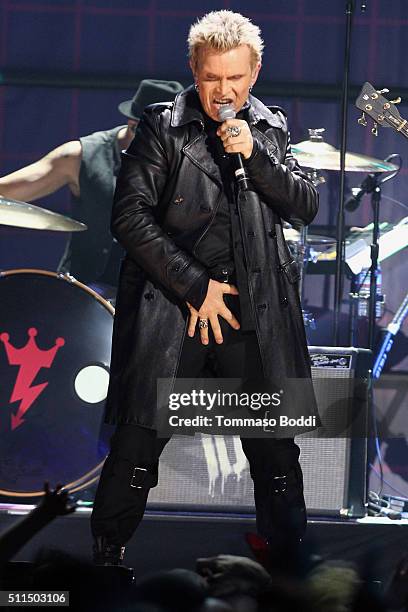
[1,504,407,584]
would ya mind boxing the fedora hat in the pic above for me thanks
[118,79,184,120]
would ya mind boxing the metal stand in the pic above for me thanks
[298,226,317,330]
[368,184,381,352]
[298,225,308,301]
[333,0,356,345]
[346,176,382,352]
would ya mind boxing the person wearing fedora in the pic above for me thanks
[0,79,184,294]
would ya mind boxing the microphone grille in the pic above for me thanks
[218,103,236,122]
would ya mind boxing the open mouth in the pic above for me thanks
[213,98,233,108]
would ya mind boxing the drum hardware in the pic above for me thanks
[348,265,386,347]
[0,196,87,232]
[298,226,309,303]
[284,219,338,331]
[0,269,114,499]
[353,82,408,354]
[292,128,399,173]
[302,310,316,330]
[307,234,337,246]
[346,154,402,213]
[340,81,408,363]
[283,227,337,248]
[293,123,399,344]
[283,226,300,242]
[344,153,402,351]
[312,218,408,275]
[353,266,385,319]
[57,271,76,283]
[305,168,326,187]
[307,247,320,264]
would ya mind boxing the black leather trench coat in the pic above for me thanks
[105,86,319,428]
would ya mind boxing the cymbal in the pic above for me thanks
[292,132,398,172]
[0,197,87,231]
[283,227,336,246]
[307,234,337,246]
[283,227,300,242]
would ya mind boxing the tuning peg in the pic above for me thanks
[371,122,378,136]
[358,112,367,127]
[390,96,402,105]
[376,88,389,95]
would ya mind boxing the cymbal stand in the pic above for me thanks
[298,225,308,301]
[333,0,356,345]
[367,179,382,352]
[298,225,316,330]
[300,168,324,328]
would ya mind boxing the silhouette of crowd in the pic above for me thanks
[0,484,406,611]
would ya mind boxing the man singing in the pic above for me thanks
[91,10,319,565]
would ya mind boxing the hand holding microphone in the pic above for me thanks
[217,104,253,190]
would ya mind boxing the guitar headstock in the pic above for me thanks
[355,82,407,138]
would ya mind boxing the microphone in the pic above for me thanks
[218,104,249,191]
[346,154,402,211]
[345,174,376,211]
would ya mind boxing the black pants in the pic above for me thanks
[91,300,307,545]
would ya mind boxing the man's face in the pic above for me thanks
[127,119,139,134]
[191,45,261,122]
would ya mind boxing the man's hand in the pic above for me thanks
[217,119,253,159]
[187,279,240,345]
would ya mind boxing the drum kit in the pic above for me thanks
[0,130,405,500]
[282,128,403,329]
[0,198,114,501]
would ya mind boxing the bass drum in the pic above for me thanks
[0,269,114,498]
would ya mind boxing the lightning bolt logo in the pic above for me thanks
[1,328,65,430]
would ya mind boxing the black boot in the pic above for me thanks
[93,536,126,566]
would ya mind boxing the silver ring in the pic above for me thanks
[198,319,209,329]
[227,125,241,137]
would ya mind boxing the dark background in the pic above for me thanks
[0,0,407,498]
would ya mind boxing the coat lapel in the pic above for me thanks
[182,133,222,188]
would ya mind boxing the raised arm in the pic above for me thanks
[0,483,76,565]
[246,124,319,227]
[0,141,82,202]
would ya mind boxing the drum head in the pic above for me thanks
[0,270,114,497]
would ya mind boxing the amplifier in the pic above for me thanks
[148,346,371,518]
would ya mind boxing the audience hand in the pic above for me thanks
[37,482,77,518]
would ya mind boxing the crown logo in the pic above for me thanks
[0,327,65,430]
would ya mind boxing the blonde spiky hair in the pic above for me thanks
[188,10,264,71]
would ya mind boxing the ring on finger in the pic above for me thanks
[199,318,209,329]
[226,125,241,137]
